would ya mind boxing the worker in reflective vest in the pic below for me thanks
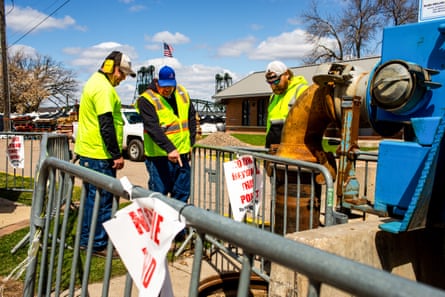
[135,65,197,204]
[265,60,308,150]
[75,50,136,257]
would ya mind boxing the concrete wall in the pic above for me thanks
[268,216,445,296]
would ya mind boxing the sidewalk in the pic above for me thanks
[0,197,30,237]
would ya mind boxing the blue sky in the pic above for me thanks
[5,0,346,106]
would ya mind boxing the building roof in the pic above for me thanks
[213,56,381,102]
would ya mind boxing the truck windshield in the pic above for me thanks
[124,111,142,124]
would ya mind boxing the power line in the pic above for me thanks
[5,0,14,15]
[9,0,71,47]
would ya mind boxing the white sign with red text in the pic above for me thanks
[7,135,25,169]
[223,155,263,221]
[104,197,185,297]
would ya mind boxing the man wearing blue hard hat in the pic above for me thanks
[135,66,197,228]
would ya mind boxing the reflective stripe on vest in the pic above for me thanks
[146,89,164,110]
[164,120,189,135]
[176,85,189,104]
[138,86,191,156]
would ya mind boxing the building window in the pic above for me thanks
[257,99,266,127]
[242,100,250,126]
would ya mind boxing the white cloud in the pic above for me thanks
[144,43,159,51]
[216,36,257,57]
[250,29,312,60]
[177,64,230,100]
[126,58,230,103]
[250,23,263,31]
[70,42,137,70]
[150,31,190,44]
[6,5,76,33]
[128,5,146,12]
[8,44,38,57]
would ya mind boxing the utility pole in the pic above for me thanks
[0,0,10,131]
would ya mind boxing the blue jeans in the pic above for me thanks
[79,157,116,251]
[144,155,191,203]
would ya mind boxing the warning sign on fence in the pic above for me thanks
[223,155,263,222]
[104,197,185,297]
[7,136,25,169]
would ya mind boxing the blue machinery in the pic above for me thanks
[321,19,445,234]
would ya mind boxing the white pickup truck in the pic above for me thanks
[72,108,145,162]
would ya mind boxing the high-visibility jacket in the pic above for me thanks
[138,85,191,157]
[74,72,123,159]
[266,76,308,133]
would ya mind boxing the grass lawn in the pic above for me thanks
[230,133,265,146]
[0,172,185,291]
[0,173,128,289]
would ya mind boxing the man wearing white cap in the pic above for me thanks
[75,50,136,258]
[265,60,308,149]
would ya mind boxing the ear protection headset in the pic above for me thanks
[102,51,122,74]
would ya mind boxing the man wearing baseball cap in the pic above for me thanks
[265,60,309,150]
[75,50,135,258]
[135,66,197,228]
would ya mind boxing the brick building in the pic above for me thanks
[213,57,380,133]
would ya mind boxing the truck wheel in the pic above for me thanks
[127,139,144,162]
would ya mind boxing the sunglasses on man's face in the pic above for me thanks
[267,75,282,85]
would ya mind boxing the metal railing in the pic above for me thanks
[0,132,44,192]
[20,136,445,296]
[190,144,340,228]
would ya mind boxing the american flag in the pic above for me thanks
[163,42,173,57]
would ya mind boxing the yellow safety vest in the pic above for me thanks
[138,85,191,157]
[267,76,308,133]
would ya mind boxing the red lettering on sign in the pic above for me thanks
[240,192,253,203]
[141,247,157,288]
[231,168,255,181]
[128,208,164,245]
[236,159,242,167]
[129,208,149,234]
[241,156,253,165]
[241,179,254,190]
[151,210,163,245]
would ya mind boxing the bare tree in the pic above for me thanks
[302,0,418,64]
[1,51,78,113]
[340,0,382,59]
[302,1,344,64]
[378,0,418,25]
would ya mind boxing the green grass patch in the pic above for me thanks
[0,173,182,291]
[0,172,129,289]
[0,173,34,205]
[322,138,378,153]
[230,133,265,146]
[0,226,128,289]
[0,173,83,206]
[0,228,30,276]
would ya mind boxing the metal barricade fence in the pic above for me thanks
[6,133,72,254]
[22,139,445,297]
[0,132,43,192]
[190,144,340,230]
[186,144,338,283]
